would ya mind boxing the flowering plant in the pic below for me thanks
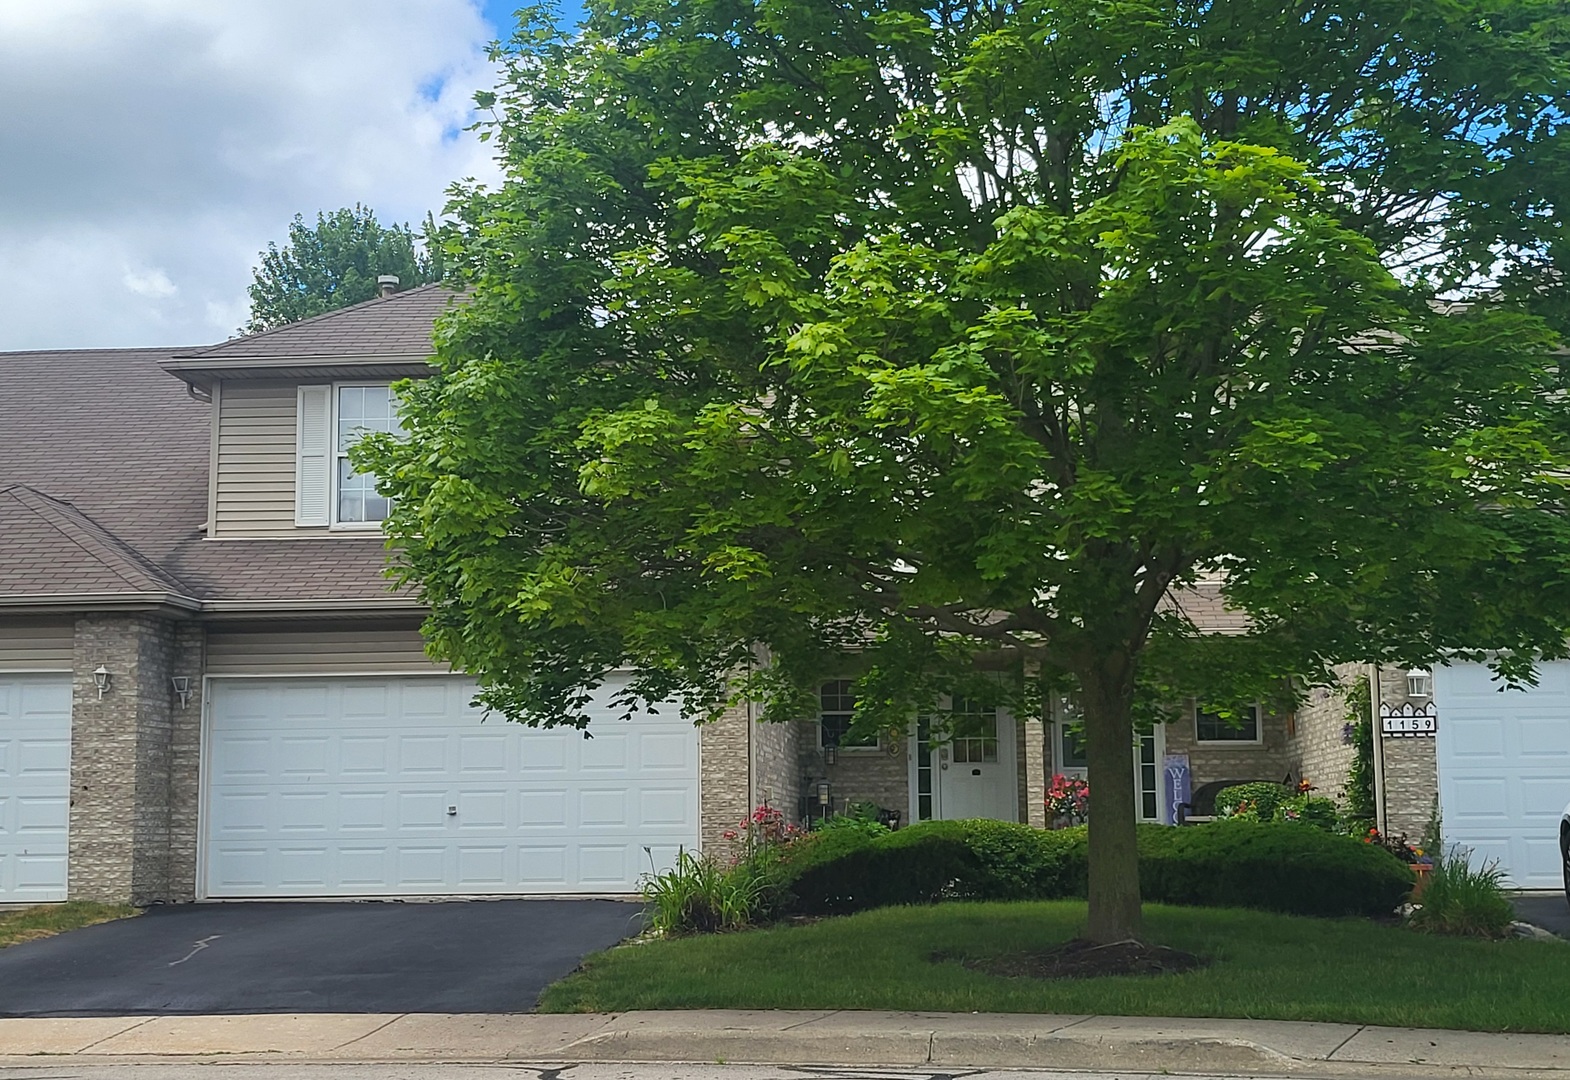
[1362,826,1433,864]
[1045,773,1090,825]
[721,804,806,861]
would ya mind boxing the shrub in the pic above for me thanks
[1272,794,1340,831]
[1215,782,1291,821]
[641,850,767,935]
[1408,851,1516,939]
[780,823,976,914]
[1137,820,1415,917]
[779,819,1413,919]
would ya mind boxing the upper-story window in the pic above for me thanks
[295,382,401,528]
[335,385,401,524]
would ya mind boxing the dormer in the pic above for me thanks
[161,285,458,539]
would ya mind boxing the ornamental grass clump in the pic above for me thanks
[1407,851,1516,939]
[640,849,765,935]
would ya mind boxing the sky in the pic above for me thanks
[0,1,583,352]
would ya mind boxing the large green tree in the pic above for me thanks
[360,0,1570,942]
[245,205,443,332]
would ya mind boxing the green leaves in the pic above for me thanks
[365,0,1570,747]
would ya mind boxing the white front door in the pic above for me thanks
[922,703,1019,822]
[1435,662,1570,889]
[0,675,72,901]
[203,674,700,898]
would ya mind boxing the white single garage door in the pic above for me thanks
[1435,662,1570,889]
[203,675,700,898]
[0,675,72,902]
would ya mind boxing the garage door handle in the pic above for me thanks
[447,805,457,816]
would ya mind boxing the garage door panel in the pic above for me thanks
[205,675,700,897]
[1447,717,1507,759]
[0,677,72,902]
[1437,662,1570,889]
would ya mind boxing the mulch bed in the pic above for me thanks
[941,938,1209,980]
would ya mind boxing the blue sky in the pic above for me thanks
[0,2,534,351]
[482,1,590,39]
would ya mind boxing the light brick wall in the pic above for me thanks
[1383,737,1438,840]
[1292,662,1439,833]
[69,615,184,904]
[1164,706,1292,792]
[1289,662,1362,805]
[752,717,799,815]
[1022,713,1048,827]
[795,714,911,821]
[698,701,751,855]
[167,622,205,901]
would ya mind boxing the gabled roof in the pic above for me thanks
[0,485,198,608]
[172,284,458,362]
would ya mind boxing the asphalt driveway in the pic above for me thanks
[1512,893,1570,938]
[0,899,642,1017]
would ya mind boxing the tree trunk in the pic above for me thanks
[1079,655,1142,944]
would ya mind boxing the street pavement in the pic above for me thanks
[0,899,642,1016]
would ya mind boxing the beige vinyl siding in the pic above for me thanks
[0,619,73,672]
[205,621,451,676]
[212,381,326,537]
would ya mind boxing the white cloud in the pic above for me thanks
[0,0,503,350]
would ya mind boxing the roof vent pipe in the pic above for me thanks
[377,274,400,298]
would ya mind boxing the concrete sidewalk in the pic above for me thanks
[0,1010,1569,1078]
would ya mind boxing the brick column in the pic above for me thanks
[69,614,189,905]
[1023,712,1048,828]
[699,702,751,859]
[167,622,206,901]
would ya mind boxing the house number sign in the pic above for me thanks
[1379,702,1437,737]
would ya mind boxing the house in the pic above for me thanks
[1295,659,1570,890]
[1,286,1303,906]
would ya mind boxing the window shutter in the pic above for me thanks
[295,385,331,526]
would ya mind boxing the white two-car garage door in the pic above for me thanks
[0,675,71,902]
[1435,662,1570,889]
[203,675,700,898]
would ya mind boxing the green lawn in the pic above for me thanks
[0,902,138,949]
[539,901,1570,1033]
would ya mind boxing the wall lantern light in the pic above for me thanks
[1406,668,1433,699]
[171,676,192,709]
[93,665,112,699]
[823,743,838,766]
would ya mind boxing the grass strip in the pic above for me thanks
[539,900,1570,1033]
[0,902,139,950]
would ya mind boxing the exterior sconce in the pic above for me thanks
[823,743,838,766]
[93,665,112,700]
[1406,668,1433,698]
[171,676,192,708]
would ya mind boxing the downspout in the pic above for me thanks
[1370,663,1389,835]
[746,653,757,814]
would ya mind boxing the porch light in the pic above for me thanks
[171,676,192,708]
[823,743,838,766]
[93,665,111,699]
[1406,669,1433,698]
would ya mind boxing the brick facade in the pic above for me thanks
[1162,704,1292,794]
[1288,663,1362,804]
[67,614,203,904]
[802,719,911,821]
[698,701,752,855]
